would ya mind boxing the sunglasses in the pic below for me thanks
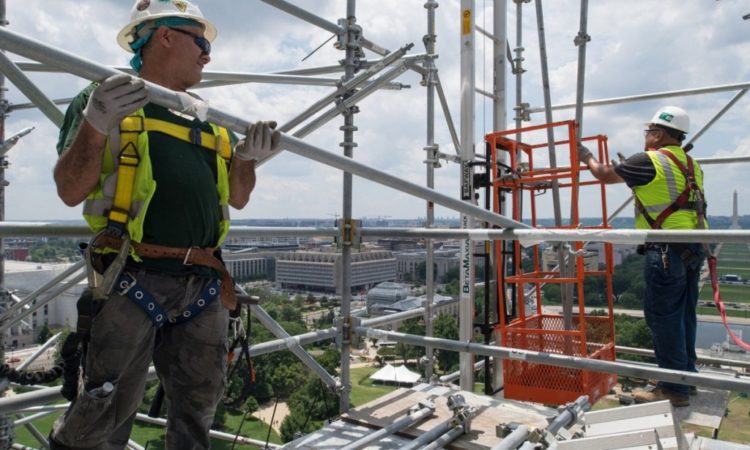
[643,128,662,137]
[168,27,211,55]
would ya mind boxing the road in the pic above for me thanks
[542,306,750,326]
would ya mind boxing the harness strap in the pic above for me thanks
[116,273,220,328]
[108,117,143,231]
[94,235,237,310]
[649,150,697,229]
[105,115,233,232]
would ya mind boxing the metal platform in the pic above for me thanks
[280,383,749,450]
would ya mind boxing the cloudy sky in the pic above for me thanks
[3,0,750,223]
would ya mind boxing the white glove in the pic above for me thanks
[234,121,281,162]
[83,73,149,134]
[577,143,592,162]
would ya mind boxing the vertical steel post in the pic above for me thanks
[459,0,477,391]
[0,0,6,291]
[567,0,590,331]
[0,0,7,364]
[534,0,572,329]
[0,3,12,447]
[491,0,508,391]
[423,0,439,381]
[338,0,359,413]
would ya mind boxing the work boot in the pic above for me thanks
[647,379,697,396]
[634,387,690,407]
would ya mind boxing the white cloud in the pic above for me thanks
[3,0,749,222]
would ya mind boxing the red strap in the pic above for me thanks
[708,256,750,351]
[658,149,692,176]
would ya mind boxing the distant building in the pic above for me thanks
[585,242,638,266]
[366,282,409,312]
[541,246,599,272]
[3,261,83,348]
[275,250,397,294]
[394,248,460,282]
[222,251,275,282]
[375,239,422,252]
[368,294,459,330]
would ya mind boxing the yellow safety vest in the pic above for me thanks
[633,145,706,230]
[82,109,233,245]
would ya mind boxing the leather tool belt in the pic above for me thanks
[93,235,237,310]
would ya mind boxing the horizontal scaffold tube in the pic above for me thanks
[0,27,527,230]
[359,228,750,244]
[2,223,749,246]
[354,327,750,393]
[247,328,338,358]
[339,403,435,450]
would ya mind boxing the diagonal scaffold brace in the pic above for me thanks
[0,27,530,231]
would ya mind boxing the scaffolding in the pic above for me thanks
[0,1,749,449]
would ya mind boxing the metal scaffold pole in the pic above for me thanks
[459,0,477,391]
[534,0,573,330]
[338,0,360,414]
[423,0,439,382]
[491,0,508,392]
[0,2,12,447]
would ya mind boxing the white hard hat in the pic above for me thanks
[116,0,217,53]
[647,105,690,134]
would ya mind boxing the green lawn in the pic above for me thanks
[699,284,750,302]
[349,366,399,408]
[14,406,281,448]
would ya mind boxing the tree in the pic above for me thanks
[542,284,561,304]
[442,267,460,284]
[280,304,302,323]
[36,324,53,344]
[433,314,459,373]
[396,319,425,365]
[280,408,318,443]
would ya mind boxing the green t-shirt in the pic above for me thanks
[58,84,234,277]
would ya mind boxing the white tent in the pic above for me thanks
[369,364,422,386]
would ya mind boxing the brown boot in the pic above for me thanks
[634,387,690,407]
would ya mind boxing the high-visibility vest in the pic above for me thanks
[632,145,706,230]
[82,109,233,246]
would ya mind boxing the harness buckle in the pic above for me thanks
[183,246,200,266]
[120,115,145,134]
[117,273,137,295]
[189,128,202,146]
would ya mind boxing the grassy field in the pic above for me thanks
[349,366,399,408]
[699,284,750,302]
[14,405,281,448]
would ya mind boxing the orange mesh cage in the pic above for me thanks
[487,120,617,405]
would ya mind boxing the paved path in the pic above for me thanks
[252,400,290,435]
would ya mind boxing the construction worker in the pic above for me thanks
[579,106,707,407]
[50,1,279,448]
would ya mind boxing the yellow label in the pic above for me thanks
[462,9,472,35]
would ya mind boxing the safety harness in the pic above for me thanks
[633,149,705,230]
[635,148,750,351]
[91,115,237,322]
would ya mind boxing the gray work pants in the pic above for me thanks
[50,270,229,450]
